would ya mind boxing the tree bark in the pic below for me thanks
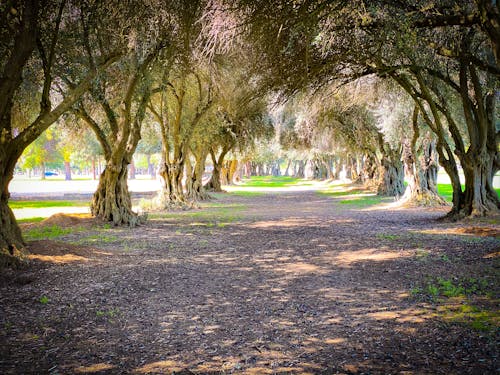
[40,163,46,180]
[92,157,97,180]
[91,157,140,226]
[186,150,210,201]
[205,146,231,192]
[157,160,187,207]
[283,159,291,176]
[376,134,404,197]
[377,157,405,196]
[206,162,223,191]
[147,154,156,179]
[0,174,26,267]
[295,160,305,178]
[129,159,136,180]
[64,160,72,181]
[402,107,447,206]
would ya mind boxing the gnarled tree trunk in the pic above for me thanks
[157,159,187,207]
[402,107,447,206]
[377,156,405,196]
[461,149,499,216]
[376,133,404,197]
[91,156,140,226]
[205,145,231,192]
[185,150,210,201]
[0,174,26,267]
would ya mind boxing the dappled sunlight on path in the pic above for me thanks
[1,189,498,373]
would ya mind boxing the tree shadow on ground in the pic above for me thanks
[0,192,498,374]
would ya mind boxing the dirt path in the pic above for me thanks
[1,190,498,374]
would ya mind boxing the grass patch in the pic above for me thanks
[317,187,364,197]
[39,296,49,305]
[10,200,88,209]
[23,225,81,240]
[338,195,383,207]
[438,303,499,332]
[410,276,498,332]
[437,183,500,203]
[376,233,400,241]
[411,277,492,301]
[75,233,119,244]
[17,217,45,224]
[229,190,265,197]
[238,176,306,188]
[149,204,246,225]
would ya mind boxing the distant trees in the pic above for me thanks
[239,0,499,217]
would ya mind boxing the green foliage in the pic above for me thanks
[440,303,499,333]
[96,308,120,320]
[438,279,465,297]
[19,129,64,171]
[412,277,492,301]
[39,296,49,305]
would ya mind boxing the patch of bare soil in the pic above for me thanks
[1,190,499,374]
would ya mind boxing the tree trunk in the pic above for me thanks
[377,157,405,197]
[284,159,291,176]
[0,175,26,267]
[129,159,136,180]
[156,160,187,207]
[402,109,447,206]
[64,160,72,181]
[205,146,231,192]
[461,149,500,217]
[147,154,156,179]
[333,157,342,180]
[228,159,239,183]
[220,161,230,185]
[92,157,97,180]
[40,163,46,180]
[295,160,305,178]
[206,162,223,191]
[186,152,210,201]
[233,161,242,183]
[91,157,141,226]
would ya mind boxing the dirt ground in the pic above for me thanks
[0,190,499,374]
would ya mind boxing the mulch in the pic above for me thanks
[0,191,498,374]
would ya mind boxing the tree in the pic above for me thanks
[148,55,214,207]
[72,1,170,225]
[0,0,119,262]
